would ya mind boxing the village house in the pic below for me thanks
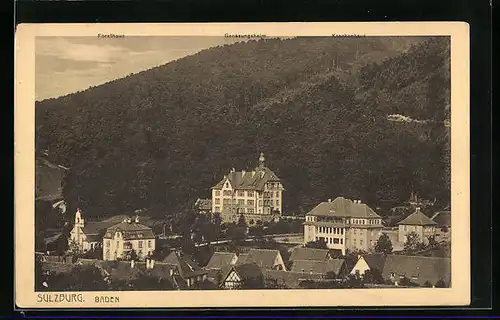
[102,216,156,261]
[381,255,451,287]
[220,262,264,289]
[303,197,384,255]
[397,207,437,245]
[350,253,387,277]
[211,152,284,224]
[236,248,287,271]
[205,252,238,270]
[291,259,348,279]
[289,247,333,262]
[194,198,212,215]
[162,251,208,288]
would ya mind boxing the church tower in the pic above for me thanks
[74,208,84,228]
[258,152,265,168]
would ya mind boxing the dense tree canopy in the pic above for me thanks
[36,36,450,218]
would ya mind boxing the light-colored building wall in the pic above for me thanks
[398,224,436,244]
[103,231,155,261]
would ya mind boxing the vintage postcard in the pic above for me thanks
[15,22,470,308]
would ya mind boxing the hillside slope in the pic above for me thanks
[35,36,449,217]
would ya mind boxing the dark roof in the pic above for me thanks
[43,233,62,245]
[95,261,146,282]
[361,253,387,272]
[86,234,101,242]
[195,198,212,211]
[381,255,451,286]
[289,248,331,262]
[223,263,264,283]
[431,211,451,227]
[162,252,207,279]
[212,166,281,191]
[35,158,68,201]
[291,259,345,275]
[307,197,381,219]
[263,270,324,288]
[236,249,281,270]
[205,252,237,269]
[397,209,437,226]
[103,221,155,240]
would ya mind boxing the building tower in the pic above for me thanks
[74,208,84,245]
[258,152,265,168]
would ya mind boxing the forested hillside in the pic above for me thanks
[35,36,450,217]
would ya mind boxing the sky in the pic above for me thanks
[35,36,241,101]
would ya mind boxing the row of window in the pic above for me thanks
[350,219,381,225]
[216,199,280,207]
[316,237,344,245]
[265,183,280,190]
[317,226,344,235]
[216,190,258,197]
[105,240,153,248]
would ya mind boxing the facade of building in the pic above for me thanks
[397,207,437,245]
[69,209,101,252]
[102,216,156,261]
[211,153,284,224]
[303,197,384,255]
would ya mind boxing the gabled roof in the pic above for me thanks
[103,221,155,240]
[223,262,264,283]
[236,249,282,270]
[381,255,451,286]
[360,253,387,272]
[289,248,331,262]
[291,259,345,275]
[162,252,207,279]
[205,252,237,269]
[212,166,281,191]
[307,197,381,219]
[431,211,451,227]
[94,260,146,282]
[263,270,324,288]
[397,209,437,226]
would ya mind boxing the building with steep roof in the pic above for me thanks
[350,253,387,276]
[220,262,264,289]
[162,252,208,287]
[303,197,384,254]
[291,259,347,278]
[235,248,287,271]
[397,207,437,245]
[102,216,156,261]
[205,252,238,270]
[381,255,451,287]
[211,152,284,224]
[289,247,332,262]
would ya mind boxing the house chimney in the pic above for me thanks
[242,170,246,177]
[251,171,255,178]
[416,207,421,212]
[131,260,135,268]
[134,215,139,223]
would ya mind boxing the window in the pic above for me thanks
[238,199,244,205]
[223,190,232,196]
[340,239,343,244]
[275,200,279,206]
[215,198,220,205]
[248,209,254,214]
[247,200,254,206]
[116,241,120,248]
[148,240,152,248]
[215,190,220,196]
[333,238,340,244]
[105,240,110,247]
[215,206,220,212]
[258,200,262,206]
[247,191,254,197]
[360,240,363,246]
[341,228,344,235]
[354,229,357,235]
[275,191,279,197]
[238,191,245,197]
[225,182,229,188]
[353,239,356,245]
[138,241,143,248]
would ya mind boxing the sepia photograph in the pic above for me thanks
[15,23,470,308]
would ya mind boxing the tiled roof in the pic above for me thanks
[195,198,212,211]
[381,255,451,286]
[263,270,324,288]
[236,253,249,264]
[223,263,264,283]
[236,249,281,270]
[289,248,331,262]
[397,209,437,226]
[94,260,146,282]
[162,252,207,279]
[361,253,387,272]
[103,221,155,240]
[431,211,451,227]
[307,197,381,219]
[212,166,281,191]
[205,252,237,269]
[291,259,345,275]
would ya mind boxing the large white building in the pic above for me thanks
[102,216,156,261]
[304,197,384,255]
[211,153,284,224]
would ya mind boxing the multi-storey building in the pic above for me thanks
[397,207,437,245]
[211,153,284,224]
[102,216,156,261]
[303,197,384,255]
